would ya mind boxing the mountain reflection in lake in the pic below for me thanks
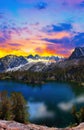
[0,81,84,128]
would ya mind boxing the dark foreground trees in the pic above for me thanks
[71,106,84,125]
[0,91,29,123]
[0,91,13,120]
[11,92,29,123]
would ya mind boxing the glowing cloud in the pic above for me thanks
[0,0,84,57]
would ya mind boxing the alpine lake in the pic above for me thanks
[0,80,84,128]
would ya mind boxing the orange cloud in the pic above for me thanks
[0,25,72,58]
[37,31,71,40]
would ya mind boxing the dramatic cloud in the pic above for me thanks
[43,37,71,44]
[72,32,84,46]
[0,0,84,57]
[43,23,72,33]
[42,31,84,49]
[36,2,48,10]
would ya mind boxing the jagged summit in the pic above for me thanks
[69,47,84,59]
[27,54,40,59]
[0,55,28,72]
[0,54,63,73]
[27,54,62,61]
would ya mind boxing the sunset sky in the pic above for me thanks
[0,0,84,58]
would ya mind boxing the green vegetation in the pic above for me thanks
[0,65,84,84]
[0,91,13,120]
[0,91,29,123]
[11,92,29,123]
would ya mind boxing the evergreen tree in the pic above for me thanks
[0,91,13,120]
[0,91,29,123]
[11,92,29,123]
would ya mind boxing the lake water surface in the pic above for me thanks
[0,81,84,128]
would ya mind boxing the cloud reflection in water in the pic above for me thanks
[58,95,84,111]
[28,102,54,119]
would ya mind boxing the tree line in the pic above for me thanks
[0,65,84,84]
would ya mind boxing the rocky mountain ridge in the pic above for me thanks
[0,54,63,73]
[0,55,28,72]
[27,54,62,61]
[0,47,84,73]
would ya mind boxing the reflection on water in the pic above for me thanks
[0,81,84,128]
[58,95,84,111]
[29,102,54,119]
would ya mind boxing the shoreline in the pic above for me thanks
[0,120,84,130]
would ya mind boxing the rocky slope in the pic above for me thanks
[0,120,84,130]
[0,55,28,72]
[55,47,84,69]
[69,47,84,59]
[56,57,84,68]
[0,55,62,72]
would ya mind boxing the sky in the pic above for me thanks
[0,0,84,58]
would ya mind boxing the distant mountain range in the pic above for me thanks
[27,54,63,62]
[0,47,84,73]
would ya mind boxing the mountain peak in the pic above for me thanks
[69,47,84,59]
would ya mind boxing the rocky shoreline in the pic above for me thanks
[0,120,84,130]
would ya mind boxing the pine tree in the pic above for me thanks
[11,92,29,123]
[0,91,13,120]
